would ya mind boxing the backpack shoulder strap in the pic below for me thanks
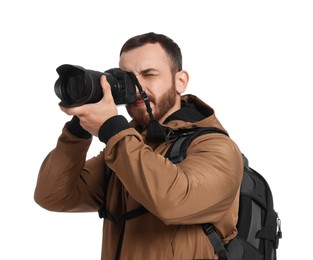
[98,167,148,222]
[166,127,230,260]
[166,127,229,163]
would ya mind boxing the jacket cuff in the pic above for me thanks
[66,116,92,139]
[98,115,130,143]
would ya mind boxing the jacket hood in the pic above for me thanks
[163,94,227,134]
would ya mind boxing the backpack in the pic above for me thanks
[99,127,282,260]
[165,127,282,260]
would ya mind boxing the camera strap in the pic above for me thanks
[129,73,173,141]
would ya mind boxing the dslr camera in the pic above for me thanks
[54,64,137,107]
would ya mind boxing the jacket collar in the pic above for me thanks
[164,101,205,123]
[164,94,214,124]
[131,94,223,141]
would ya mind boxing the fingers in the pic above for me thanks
[60,104,82,116]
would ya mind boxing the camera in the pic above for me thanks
[54,64,137,107]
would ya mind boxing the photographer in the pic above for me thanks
[34,32,243,260]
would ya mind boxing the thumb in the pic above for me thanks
[100,75,114,102]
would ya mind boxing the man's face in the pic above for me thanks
[119,43,180,127]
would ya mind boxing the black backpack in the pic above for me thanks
[99,127,282,260]
[165,127,282,260]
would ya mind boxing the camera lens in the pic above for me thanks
[55,65,103,107]
[64,72,86,103]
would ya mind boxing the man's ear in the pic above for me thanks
[175,70,189,94]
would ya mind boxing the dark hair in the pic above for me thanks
[120,32,182,73]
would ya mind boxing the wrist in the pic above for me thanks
[98,115,130,143]
[66,116,92,139]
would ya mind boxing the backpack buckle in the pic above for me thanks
[274,215,282,249]
[98,208,107,219]
[202,223,215,236]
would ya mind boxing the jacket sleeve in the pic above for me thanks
[34,126,106,212]
[105,128,243,225]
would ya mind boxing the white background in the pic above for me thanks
[1,0,312,259]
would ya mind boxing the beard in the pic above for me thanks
[126,81,177,127]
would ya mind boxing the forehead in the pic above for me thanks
[119,43,170,72]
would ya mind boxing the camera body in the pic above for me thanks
[54,64,137,107]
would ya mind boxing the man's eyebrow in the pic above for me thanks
[140,68,159,74]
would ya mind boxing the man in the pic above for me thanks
[34,32,243,259]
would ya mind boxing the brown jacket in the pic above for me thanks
[34,95,243,259]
